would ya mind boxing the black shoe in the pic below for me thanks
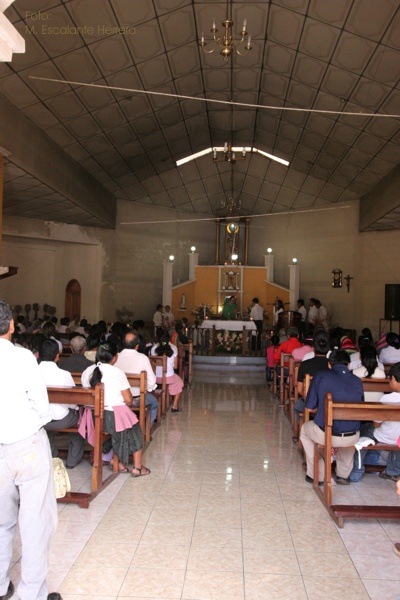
[336,476,350,485]
[379,471,400,482]
[47,593,63,600]
[0,581,14,600]
[305,475,323,486]
[171,407,182,413]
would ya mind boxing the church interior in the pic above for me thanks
[1,1,400,599]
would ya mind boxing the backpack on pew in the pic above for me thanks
[52,458,71,499]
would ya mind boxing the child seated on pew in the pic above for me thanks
[81,341,150,477]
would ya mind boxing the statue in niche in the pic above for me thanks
[180,293,186,309]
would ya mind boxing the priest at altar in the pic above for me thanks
[221,296,238,320]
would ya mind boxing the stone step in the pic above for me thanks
[193,355,265,371]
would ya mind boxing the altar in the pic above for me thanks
[200,320,257,332]
[194,319,259,356]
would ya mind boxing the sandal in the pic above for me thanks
[171,407,182,412]
[131,466,151,478]
[118,463,128,473]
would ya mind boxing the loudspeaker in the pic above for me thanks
[385,284,400,320]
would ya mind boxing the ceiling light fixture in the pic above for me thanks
[176,147,289,168]
[222,168,241,216]
[213,144,247,164]
[199,1,251,61]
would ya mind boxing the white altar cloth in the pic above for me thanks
[200,320,257,331]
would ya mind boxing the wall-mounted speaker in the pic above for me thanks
[385,284,400,320]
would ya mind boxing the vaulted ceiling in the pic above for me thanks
[1,0,400,231]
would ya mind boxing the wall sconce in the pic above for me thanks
[292,258,298,264]
[168,255,175,262]
[190,246,196,252]
[332,268,342,288]
[267,247,272,254]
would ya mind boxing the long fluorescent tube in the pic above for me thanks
[176,148,213,166]
[253,147,289,166]
[176,146,289,167]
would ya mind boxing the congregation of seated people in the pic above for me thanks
[266,323,400,484]
[10,311,191,477]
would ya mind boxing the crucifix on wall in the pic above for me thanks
[344,274,354,292]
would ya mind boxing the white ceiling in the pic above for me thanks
[1,0,400,230]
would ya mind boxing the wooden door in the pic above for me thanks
[65,279,81,319]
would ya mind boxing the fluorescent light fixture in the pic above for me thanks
[176,148,213,166]
[176,146,289,167]
[253,148,289,166]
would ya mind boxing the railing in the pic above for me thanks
[188,324,265,357]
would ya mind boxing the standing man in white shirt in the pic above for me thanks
[0,300,62,600]
[297,298,307,324]
[307,297,319,325]
[250,297,264,350]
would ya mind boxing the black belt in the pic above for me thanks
[318,425,357,437]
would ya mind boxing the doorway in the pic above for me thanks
[65,279,81,319]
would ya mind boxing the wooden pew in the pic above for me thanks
[178,341,193,385]
[279,352,291,408]
[149,354,168,416]
[288,358,301,430]
[362,377,391,394]
[126,372,151,443]
[312,393,400,527]
[47,383,119,508]
[71,371,151,442]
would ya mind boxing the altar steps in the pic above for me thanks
[193,355,265,372]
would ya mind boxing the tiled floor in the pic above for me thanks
[10,371,400,599]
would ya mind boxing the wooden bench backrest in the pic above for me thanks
[47,383,104,414]
[148,354,168,414]
[325,393,400,424]
[125,371,149,440]
[361,377,391,393]
[304,373,313,398]
[47,383,106,497]
[178,340,193,384]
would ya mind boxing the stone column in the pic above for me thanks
[289,263,300,310]
[188,252,198,281]
[264,253,275,282]
[162,261,173,307]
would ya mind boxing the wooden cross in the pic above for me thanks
[344,274,354,293]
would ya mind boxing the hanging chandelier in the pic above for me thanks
[221,196,241,215]
[221,167,241,215]
[213,143,247,164]
[199,2,252,61]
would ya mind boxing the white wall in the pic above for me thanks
[248,202,400,336]
[2,201,399,336]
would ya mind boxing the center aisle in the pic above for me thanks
[27,373,400,599]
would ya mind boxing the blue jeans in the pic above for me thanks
[349,421,399,481]
[132,392,159,427]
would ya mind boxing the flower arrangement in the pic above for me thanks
[191,303,213,322]
[215,330,242,354]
